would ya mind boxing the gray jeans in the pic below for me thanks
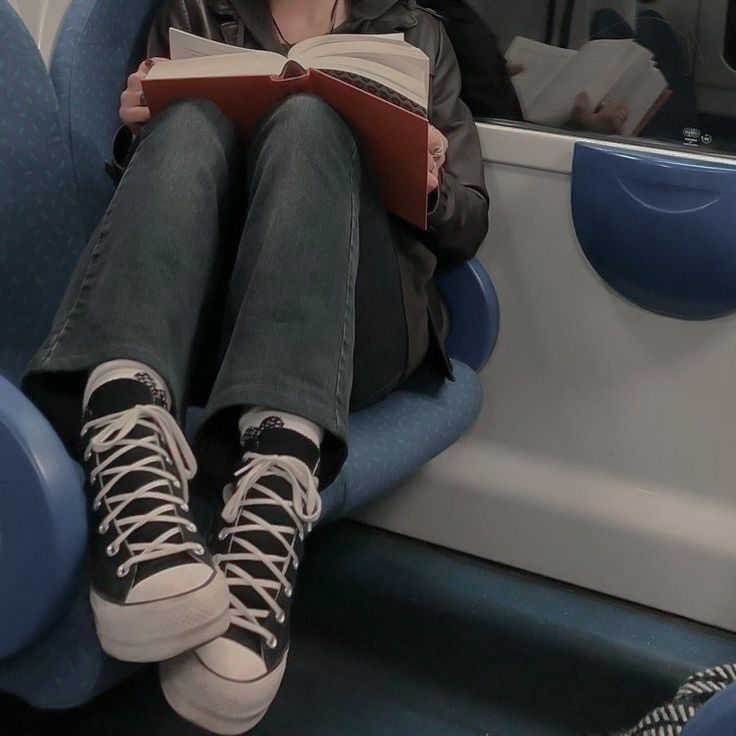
[24,95,415,487]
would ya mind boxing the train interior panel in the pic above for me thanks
[3,1,736,735]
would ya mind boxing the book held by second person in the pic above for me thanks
[505,36,670,135]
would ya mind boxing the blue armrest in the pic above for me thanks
[682,683,736,735]
[436,257,499,371]
[0,374,87,660]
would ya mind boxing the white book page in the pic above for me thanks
[163,28,427,104]
[312,57,427,107]
[298,37,429,69]
[147,52,286,80]
[312,49,429,79]
[295,40,427,76]
[292,34,429,107]
[620,64,668,136]
[290,32,406,56]
[527,39,636,126]
[169,28,256,60]
[603,44,654,111]
[505,37,576,113]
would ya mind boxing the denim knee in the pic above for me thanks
[259,93,357,154]
[138,98,241,172]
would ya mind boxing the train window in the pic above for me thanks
[422,0,736,158]
[727,0,736,70]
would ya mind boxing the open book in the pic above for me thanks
[505,36,670,136]
[142,29,431,228]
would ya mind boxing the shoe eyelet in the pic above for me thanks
[275,610,285,624]
[90,472,98,484]
[84,450,92,462]
[284,584,293,599]
[218,529,228,541]
[194,544,205,556]
[93,500,102,512]
[173,479,182,490]
[186,523,197,533]
[267,636,278,650]
[181,503,189,512]
[98,522,108,534]
[117,564,129,578]
[164,454,173,465]
[106,543,118,557]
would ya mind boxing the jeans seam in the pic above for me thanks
[37,194,120,367]
[332,147,360,430]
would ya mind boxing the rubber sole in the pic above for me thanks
[90,571,230,663]
[161,675,268,735]
[159,649,288,735]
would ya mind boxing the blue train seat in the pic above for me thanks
[0,0,499,709]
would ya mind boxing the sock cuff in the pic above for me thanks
[84,360,171,411]
[239,407,324,448]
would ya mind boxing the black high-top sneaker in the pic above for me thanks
[83,377,230,662]
[159,423,321,735]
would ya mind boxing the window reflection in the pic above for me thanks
[421,0,736,157]
[726,0,736,71]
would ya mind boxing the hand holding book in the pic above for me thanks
[120,57,167,133]
[572,91,630,135]
[505,36,670,136]
[427,125,448,195]
[141,28,433,228]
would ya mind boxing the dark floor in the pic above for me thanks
[5,523,736,736]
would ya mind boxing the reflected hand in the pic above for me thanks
[506,62,526,78]
[573,92,629,134]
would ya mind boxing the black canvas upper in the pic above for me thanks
[83,379,213,603]
[210,425,320,669]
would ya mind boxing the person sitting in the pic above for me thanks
[419,0,631,134]
[21,0,489,732]
[590,7,699,141]
[420,1,698,141]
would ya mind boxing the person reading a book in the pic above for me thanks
[589,7,699,142]
[507,61,631,136]
[420,1,695,141]
[418,0,631,135]
[22,0,489,733]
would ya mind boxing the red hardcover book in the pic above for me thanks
[142,32,431,229]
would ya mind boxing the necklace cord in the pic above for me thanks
[271,0,341,47]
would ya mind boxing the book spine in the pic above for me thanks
[272,62,310,102]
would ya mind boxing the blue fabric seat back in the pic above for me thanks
[0,1,87,383]
[51,0,162,238]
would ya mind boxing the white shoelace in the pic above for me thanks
[82,405,201,578]
[215,453,322,648]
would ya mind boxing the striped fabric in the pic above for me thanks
[616,665,736,736]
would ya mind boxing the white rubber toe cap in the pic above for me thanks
[126,562,216,604]
[160,638,288,735]
[197,637,268,680]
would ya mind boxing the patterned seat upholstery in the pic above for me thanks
[0,1,88,383]
[0,0,497,708]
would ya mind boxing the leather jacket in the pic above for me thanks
[131,0,490,376]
